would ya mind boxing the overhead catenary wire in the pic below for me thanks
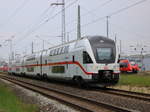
[111,22,150,40]
[82,0,147,28]
[14,5,54,38]
[0,0,31,28]
[0,2,52,46]
[12,0,148,54]
[14,6,56,46]
[109,0,147,16]
[14,0,78,47]
[50,0,113,37]
[67,0,147,34]
[65,0,113,28]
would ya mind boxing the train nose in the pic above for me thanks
[103,71,112,79]
[92,70,119,84]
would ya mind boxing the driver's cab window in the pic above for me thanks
[83,51,93,64]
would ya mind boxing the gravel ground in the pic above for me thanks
[12,77,150,112]
[2,75,150,112]
[0,79,79,112]
[110,85,150,94]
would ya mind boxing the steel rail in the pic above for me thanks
[103,88,150,102]
[0,75,135,112]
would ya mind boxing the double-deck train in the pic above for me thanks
[8,36,120,87]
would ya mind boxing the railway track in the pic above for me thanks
[92,87,150,103]
[104,88,150,102]
[0,75,135,112]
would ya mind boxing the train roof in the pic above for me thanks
[21,35,115,58]
[87,35,115,43]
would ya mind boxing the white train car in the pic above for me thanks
[9,36,120,86]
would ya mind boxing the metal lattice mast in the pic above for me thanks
[51,0,66,44]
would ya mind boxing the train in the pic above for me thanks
[119,59,140,73]
[0,65,9,72]
[8,36,120,87]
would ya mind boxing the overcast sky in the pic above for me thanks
[0,0,150,60]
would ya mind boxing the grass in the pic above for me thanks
[0,83,38,112]
[118,72,150,87]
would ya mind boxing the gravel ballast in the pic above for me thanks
[0,79,79,112]
[1,75,150,112]
[11,76,150,112]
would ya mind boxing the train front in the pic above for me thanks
[88,36,120,85]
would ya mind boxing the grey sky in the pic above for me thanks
[0,0,150,60]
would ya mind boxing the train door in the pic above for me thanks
[42,50,48,76]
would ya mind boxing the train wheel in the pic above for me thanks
[36,74,42,80]
[43,74,48,80]
[74,77,87,88]
[132,69,138,74]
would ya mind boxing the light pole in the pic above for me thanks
[130,45,147,71]
[35,35,61,50]
[106,16,110,38]
[5,35,15,64]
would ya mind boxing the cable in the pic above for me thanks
[65,0,113,28]
[14,0,78,46]
[50,0,113,36]
[68,0,147,33]
[0,0,30,28]
[111,22,149,39]
[14,6,56,45]
[109,0,147,16]
[81,0,113,17]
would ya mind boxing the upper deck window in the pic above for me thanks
[49,45,69,56]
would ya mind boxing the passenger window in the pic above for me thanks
[54,49,57,55]
[45,60,47,64]
[57,48,61,54]
[52,66,65,73]
[64,46,69,53]
[83,51,93,64]
[49,50,53,56]
[27,67,34,72]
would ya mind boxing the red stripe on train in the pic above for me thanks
[10,61,93,75]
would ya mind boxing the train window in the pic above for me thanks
[119,63,128,67]
[16,68,20,72]
[96,48,112,61]
[72,56,75,62]
[83,51,93,64]
[55,49,58,55]
[45,60,47,64]
[64,46,69,53]
[52,50,55,56]
[59,47,63,54]
[26,57,35,61]
[61,47,65,54]
[52,66,65,73]
[49,50,53,56]
[57,48,60,54]
[27,67,34,72]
